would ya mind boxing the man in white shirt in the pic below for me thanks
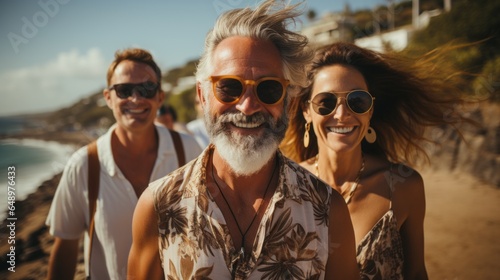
[187,98,210,148]
[45,48,201,279]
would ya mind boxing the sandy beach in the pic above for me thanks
[423,168,500,279]
[1,156,499,279]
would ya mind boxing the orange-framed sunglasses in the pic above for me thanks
[209,75,289,105]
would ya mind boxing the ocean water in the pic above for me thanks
[0,117,27,135]
[0,139,76,220]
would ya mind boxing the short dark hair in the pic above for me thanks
[106,48,162,87]
[158,104,177,121]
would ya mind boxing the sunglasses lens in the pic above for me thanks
[139,82,158,98]
[114,84,133,99]
[256,79,284,105]
[311,93,338,115]
[215,78,243,103]
[113,82,158,99]
[347,91,373,114]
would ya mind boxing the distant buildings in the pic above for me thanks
[301,4,445,53]
[300,12,355,49]
[355,26,414,52]
[164,75,196,95]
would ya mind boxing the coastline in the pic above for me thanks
[0,130,90,279]
[0,138,77,221]
[0,129,94,147]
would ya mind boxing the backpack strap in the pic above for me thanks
[85,130,182,278]
[87,141,100,279]
[169,129,186,167]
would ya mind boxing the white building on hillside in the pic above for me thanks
[172,76,196,95]
[355,9,442,52]
[301,7,444,53]
[300,12,355,48]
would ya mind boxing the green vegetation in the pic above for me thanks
[167,87,197,124]
[161,59,198,123]
[46,91,113,130]
[473,56,500,102]
[349,0,441,39]
[162,59,197,86]
[406,0,500,101]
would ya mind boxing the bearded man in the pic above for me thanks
[127,1,358,279]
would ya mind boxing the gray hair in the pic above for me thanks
[196,0,312,93]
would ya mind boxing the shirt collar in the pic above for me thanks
[97,124,173,177]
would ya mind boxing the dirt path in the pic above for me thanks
[422,169,500,279]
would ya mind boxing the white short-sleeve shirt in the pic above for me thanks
[46,124,202,279]
[186,118,210,148]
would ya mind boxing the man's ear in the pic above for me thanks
[103,88,112,109]
[158,90,165,104]
[196,82,206,109]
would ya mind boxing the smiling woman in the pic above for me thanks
[281,42,476,279]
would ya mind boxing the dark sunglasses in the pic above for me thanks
[210,75,289,105]
[309,90,375,115]
[108,81,159,99]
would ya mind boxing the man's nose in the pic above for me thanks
[235,85,262,116]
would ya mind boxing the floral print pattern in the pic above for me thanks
[356,208,404,279]
[150,146,333,280]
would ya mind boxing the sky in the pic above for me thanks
[0,0,390,117]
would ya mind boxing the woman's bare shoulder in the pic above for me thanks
[364,155,423,189]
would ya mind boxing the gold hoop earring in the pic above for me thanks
[365,126,377,143]
[304,122,311,148]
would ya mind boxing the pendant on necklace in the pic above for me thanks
[231,246,245,277]
[239,246,245,260]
